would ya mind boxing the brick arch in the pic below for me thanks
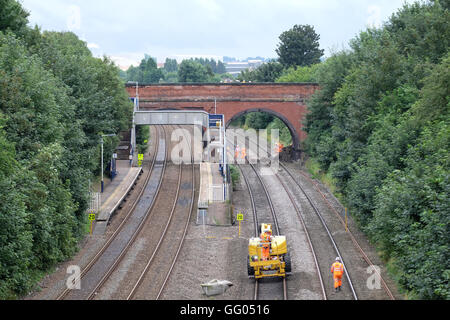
[126,83,319,157]
[226,108,301,151]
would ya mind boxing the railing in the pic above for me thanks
[88,192,101,214]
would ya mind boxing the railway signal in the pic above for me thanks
[89,212,96,235]
[237,212,244,237]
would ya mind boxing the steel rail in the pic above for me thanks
[237,163,261,301]
[279,164,358,299]
[295,169,395,300]
[274,174,328,300]
[57,126,162,300]
[227,132,358,299]
[228,129,399,301]
[126,124,183,300]
[229,129,396,300]
[238,159,287,301]
[239,163,259,238]
[85,125,169,300]
[155,125,196,300]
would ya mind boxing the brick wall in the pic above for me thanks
[126,83,319,149]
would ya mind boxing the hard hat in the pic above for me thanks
[261,223,272,234]
[336,257,341,262]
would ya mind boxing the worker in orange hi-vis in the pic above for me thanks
[260,230,272,261]
[241,147,247,160]
[235,146,240,161]
[278,143,284,153]
[331,257,344,292]
[275,142,284,154]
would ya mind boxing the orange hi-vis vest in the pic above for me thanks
[260,232,272,243]
[331,262,344,277]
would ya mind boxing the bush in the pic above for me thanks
[229,165,240,191]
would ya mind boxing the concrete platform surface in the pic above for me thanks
[96,160,142,222]
[198,162,231,226]
[199,162,225,207]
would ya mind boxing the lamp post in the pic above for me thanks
[127,81,139,165]
[101,134,116,193]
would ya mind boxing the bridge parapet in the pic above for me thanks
[127,83,320,158]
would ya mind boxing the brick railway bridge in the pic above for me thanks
[125,83,319,158]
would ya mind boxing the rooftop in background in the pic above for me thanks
[225,60,265,77]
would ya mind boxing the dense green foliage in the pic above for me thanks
[236,112,292,147]
[136,125,150,154]
[236,25,321,134]
[232,1,449,299]
[0,1,133,299]
[276,63,320,83]
[229,165,240,191]
[245,112,274,130]
[125,55,164,84]
[122,56,229,84]
[276,24,324,68]
[178,59,214,83]
[187,57,226,75]
[303,1,449,299]
[0,0,29,35]
[238,61,284,83]
[164,58,178,73]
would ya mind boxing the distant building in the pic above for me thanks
[225,62,250,76]
[248,60,264,69]
[225,60,264,77]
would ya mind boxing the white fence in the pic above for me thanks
[88,192,101,213]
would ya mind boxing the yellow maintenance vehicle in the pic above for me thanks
[248,224,291,279]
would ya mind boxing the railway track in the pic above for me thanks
[282,164,396,300]
[228,133,357,299]
[238,161,287,301]
[227,130,396,300]
[88,125,177,300]
[58,125,166,300]
[273,173,328,300]
[127,125,196,300]
[277,166,358,300]
[69,124,196,300]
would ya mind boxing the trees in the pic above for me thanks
[0,0,133,298]
[125,56,226,83]
[303,1,449,299]
[216,60,227,74]
[276,24,324,68]
[237,62,284,83]
[276,63,320,83]
[126,56,164,83]
[369,122,449,299]
[178,59,212,83]
[303,51,354,166]
[245,112,274,129]
[0,115,32,298]
[164,58,178,73]
[0,0,29,34]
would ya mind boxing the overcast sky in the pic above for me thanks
[20,0,416,69]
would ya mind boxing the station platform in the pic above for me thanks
[198,162,232,226]
[94,160,142,234]
[199,163,225,206]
